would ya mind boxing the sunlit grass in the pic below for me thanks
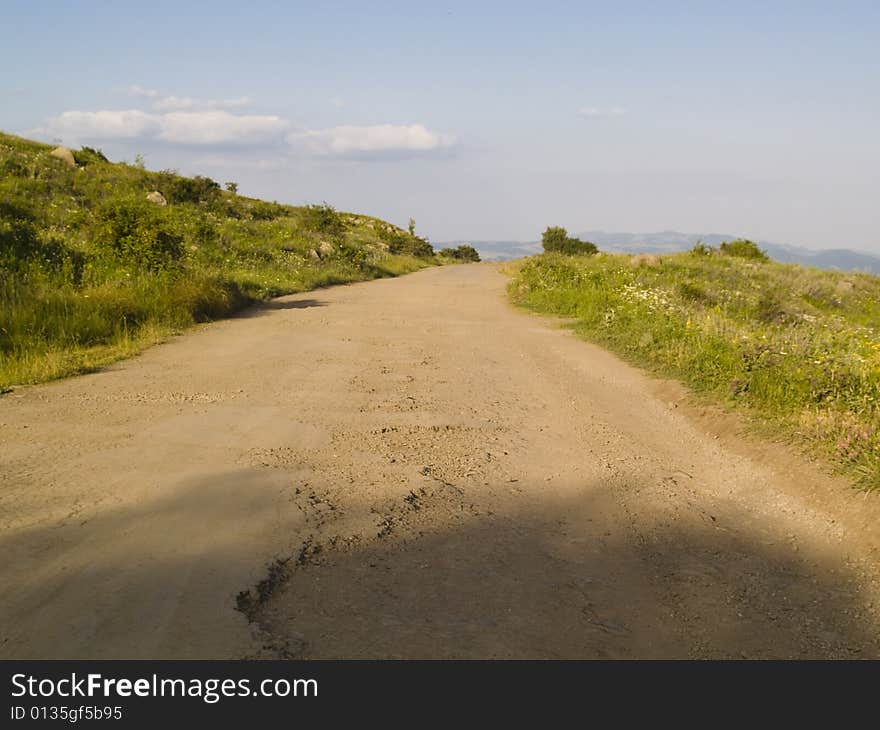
[510,251,880,489]
[0,131,438,389]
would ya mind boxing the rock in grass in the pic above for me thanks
[318,241,334,257]
[146,191,168,206]
[50,146,76,168]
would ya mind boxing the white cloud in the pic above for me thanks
[579,106,626,118]
[158,111,287,144]
[32,110,160,140]
[29,92,455,162]
[288,123,455,158]
[30,109,287,146]
[128,85,160,99]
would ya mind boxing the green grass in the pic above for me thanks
[0,131,441,388]
[510,251,880,489]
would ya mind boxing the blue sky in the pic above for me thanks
[3,1,879,250]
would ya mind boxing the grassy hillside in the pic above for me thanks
[510,248,880,489]
[0,132,439,389]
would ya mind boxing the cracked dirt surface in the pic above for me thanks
[1,263,879,658]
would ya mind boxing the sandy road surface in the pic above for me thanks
[2,263,879,659]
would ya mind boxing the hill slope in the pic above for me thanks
[0,132,437,388]
[511,250,880,488]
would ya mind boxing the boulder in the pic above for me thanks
[50,146,76,168]
[146,191,167,206]
[318,241,334,257]
[308,248,321,261]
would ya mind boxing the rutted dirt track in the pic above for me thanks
[2,264,880,659]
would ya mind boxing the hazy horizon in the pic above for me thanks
[3,2,878,253]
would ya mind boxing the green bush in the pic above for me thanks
[541,226,568,251]
[156,172,221,205]
[439,245,481,262]
[73,146,109,166]
[250,200,289,221]
[379,226,435,258]
[93,197,184,271]
[541,226,597,255]
[719,239,768,261]
[301,203,347,239]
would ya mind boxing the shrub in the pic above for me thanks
[93,197,184,271]
[541,226,598,255]
[691,241,713,256]
[557,237,598,255]
[301,203,347,239]
[379,227,435,258]
[157,172,221,205]
[73,146,108,166]
[250,200,289,221]
[719,239,768,261]
[541,226,569,251]
[439,245,481,262]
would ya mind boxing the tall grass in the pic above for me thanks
[511,251,880,489]
[0,132,439,388]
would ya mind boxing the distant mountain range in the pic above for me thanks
[440,232,880,274]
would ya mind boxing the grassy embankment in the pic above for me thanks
[0,131,441,389]
[510,246,880,489]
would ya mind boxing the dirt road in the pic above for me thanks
[2,264,879,658]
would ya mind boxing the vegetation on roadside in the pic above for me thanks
[541,226,598,256]
[438,244,481,262]
[510,244,880,489]
[0,132,438,388]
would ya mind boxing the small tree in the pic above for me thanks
[302,202,347,240]
[541,226,569,252]
[157,172,221,205]
[542,226,597,255]
[408,217,416,236]
[439,245,481,262]
[719,239,768,261]
[224,181,238,194]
